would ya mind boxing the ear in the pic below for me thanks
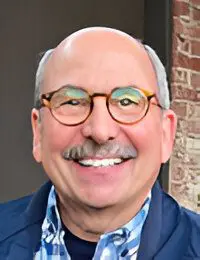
[161,109,177,163]
[31,108,42,163]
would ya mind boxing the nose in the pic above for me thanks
[81,98,120,144]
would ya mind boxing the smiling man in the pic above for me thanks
[0,27,200,260]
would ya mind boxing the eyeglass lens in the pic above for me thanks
[49,86,148,125]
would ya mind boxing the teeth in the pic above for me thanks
[78,158,123,167]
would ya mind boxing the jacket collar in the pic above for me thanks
[137,182,190,260]
[0,181,52,243]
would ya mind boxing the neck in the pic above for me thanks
[58,191,149,242]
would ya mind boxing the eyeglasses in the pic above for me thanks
[35,85,161,126]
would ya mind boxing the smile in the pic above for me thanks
[74,158,130,167]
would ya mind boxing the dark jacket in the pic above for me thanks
[0,181,199,260]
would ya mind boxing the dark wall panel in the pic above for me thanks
[144,0,172,192]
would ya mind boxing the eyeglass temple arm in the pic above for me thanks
[35,94,51,109]
[147,94,162,108]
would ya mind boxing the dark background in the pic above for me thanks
[0,0,171,201]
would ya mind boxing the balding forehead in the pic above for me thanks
[48,27,150,74]
[57,27,144,55]
[65,27,138,45]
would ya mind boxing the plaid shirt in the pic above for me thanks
[34,186,151,260]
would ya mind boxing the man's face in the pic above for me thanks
[32,31,176,208]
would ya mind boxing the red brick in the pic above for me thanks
[191,40,200,56]
[192,7,200,21]
[172,34,190,54]
[172,37,178,59]
[173,17,184,35]
[171,101,187,117]
[188,103,200,119]
[173,52,189,68]
[191,73,200,89]
[172,84,197,101]
[171,164,186,181]
[173,52,200,71]
[178,36,190,53]
[173,17,200,38]
[173,1,190,16]
[177,119,188,132]
[190,57,200,71]
[172,0,200,211]
[189,153,200,166]
[172,34,178,55]
[188,121,200,134]
[172,68,189,84]
[190,0,200,6]
[171,183,186,195]
[188,27,200,38]
[170,156,185,177]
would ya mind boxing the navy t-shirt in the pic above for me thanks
[64,226,97,260]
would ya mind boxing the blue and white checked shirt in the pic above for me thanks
[34,186,151,260]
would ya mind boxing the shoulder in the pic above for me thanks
[0,182,52,239]
[0,181,52,219]
[161,192,200,258]
[163,193,200,236]
[0,194,33,217]
[181,207,200,258]
[182,206,200,234]
[176,203,200,258]
[0,182,52,226]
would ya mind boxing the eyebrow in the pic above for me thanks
[57,83,148,93]
[59,84,86,91]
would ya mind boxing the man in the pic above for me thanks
[0,27,199,260]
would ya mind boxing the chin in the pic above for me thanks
[78,189,123,210]
[83,199,116,210]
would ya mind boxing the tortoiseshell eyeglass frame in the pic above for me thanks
[35,85,162,126]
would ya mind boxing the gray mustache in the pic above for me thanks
[62,139,138,160]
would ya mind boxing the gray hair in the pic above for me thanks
[34,49,54,107]
[144,45,170,109]
[34,44,170,109]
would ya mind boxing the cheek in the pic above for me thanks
[122,116,163,157]
[40,112,82,153]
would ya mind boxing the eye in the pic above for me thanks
[59,98,90,107]
[61,99,80,106]
[119,98,138,106]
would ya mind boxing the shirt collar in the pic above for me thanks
[42,185,151,241]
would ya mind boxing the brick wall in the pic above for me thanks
[170,0,200,212]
